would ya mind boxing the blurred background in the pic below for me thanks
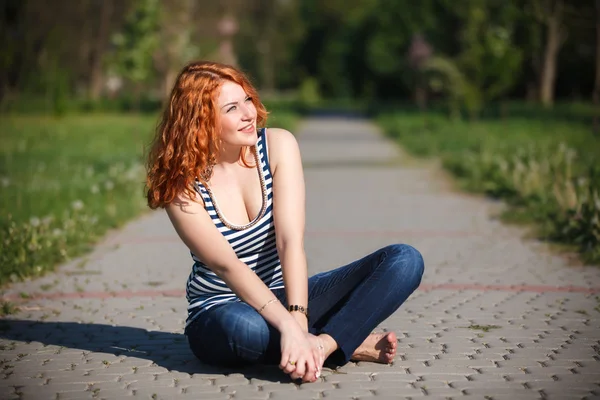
[1,0,598,113]
[1,0,599,291]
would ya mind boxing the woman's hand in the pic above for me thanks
[279,325,320,382]
[303,333,325,379]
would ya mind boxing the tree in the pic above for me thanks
[110,0,160,108]
[236,0,305,93]
[594,0,600,133]
[407,34,433,110]
[531,0,568,107]
[153,0,197,100]
[443,0,523,117]
[88,1,114,100]
[364,0,439,99]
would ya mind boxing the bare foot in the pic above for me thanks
[351,332,397,364]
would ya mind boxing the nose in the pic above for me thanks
[241,103,255,120]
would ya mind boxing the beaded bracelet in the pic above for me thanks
[288,304,309,319]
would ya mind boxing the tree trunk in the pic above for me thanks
[593,0,600,134]
[539,18,561,107]
[414,85,427,111]
[163,67,177,103]
[526,82,538,102]
[538,0,566,108]
[258,37,275,94]
[89,0,113,100]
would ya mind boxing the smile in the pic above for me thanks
[239,123,255,133]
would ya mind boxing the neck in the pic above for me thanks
[216,144,252,170]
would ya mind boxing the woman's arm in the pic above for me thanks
[167,191,318,381]
[166,194,296,332]
[268,128,309,332]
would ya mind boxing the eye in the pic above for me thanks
[245,96,253,102]
[226,105,237,113]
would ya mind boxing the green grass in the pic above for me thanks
[0,114,155,285]
[0,110,299,285]
[377,106,600,264]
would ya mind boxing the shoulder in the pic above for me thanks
[264,128,300,173]
[166,186,205,216]
[264,127,297,147]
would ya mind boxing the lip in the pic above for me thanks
[239,123,255,133]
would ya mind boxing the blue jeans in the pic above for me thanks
[186,244,424,367]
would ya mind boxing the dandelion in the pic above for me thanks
[104,181,114,191]
[125,163,144,181]
[72,200,84,211]
[109,162,125,177]
[1,177,9,187]
[52,228,62,237]
[85,166,95,177]
[30,217,40,227]
[42,216,54,225]
[125,169,139,181]
[90,184,100,194]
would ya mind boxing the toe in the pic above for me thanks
[386,332,397,344]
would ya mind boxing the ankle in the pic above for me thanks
[318,333,338,358]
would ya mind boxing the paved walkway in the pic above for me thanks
[2,117,600,400]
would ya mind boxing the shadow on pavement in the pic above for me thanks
[0,319,292,383]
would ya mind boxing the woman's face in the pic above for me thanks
[217,81,257,148]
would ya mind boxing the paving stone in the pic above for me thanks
[2,117,600,399]
[129,387,182,399]
[370,387,427,397]
[368,373,422,383]
[172,384,222,395]
[212,375,250,386]
[321,387,375,398]
[269,392,318,400]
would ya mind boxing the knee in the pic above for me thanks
[382,244,425,287]
[218,305,270,360]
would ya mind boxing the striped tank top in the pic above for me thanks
[185,128,284,327]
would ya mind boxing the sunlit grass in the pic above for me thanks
[0,114,155,284]
[0,111,299,285]
[378,109,600,264]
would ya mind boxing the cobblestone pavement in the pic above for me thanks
[2,117,600,400]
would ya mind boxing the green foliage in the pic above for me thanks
[0,301,19,316]
[0,107,300,285]
[423,56,471,120]
[431,0,523,117]
[294,0,532,105]
[1,95,163,115]
[298,77,321,109]
[0,115,155,284]
[378,106,600,263]
[109,0,160,85]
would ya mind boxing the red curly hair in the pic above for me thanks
[146,61,268,209]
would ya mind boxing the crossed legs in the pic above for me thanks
[186,244,424,367]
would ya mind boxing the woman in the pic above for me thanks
[146,61,424,383]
